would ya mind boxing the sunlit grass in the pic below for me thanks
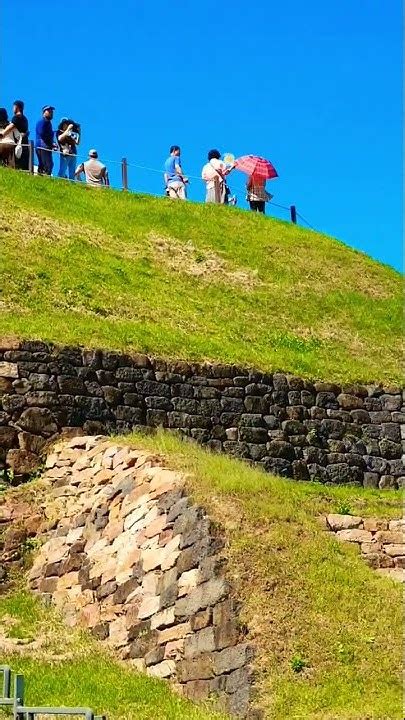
[0,169,402,383]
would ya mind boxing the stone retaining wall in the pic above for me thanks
[1,339,404,488]
[27,437,255,717]
[326,514,404,582]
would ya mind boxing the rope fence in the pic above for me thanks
[1,140,317,229]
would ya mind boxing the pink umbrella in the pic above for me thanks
[235,155,278,180]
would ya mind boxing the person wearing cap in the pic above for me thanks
[57,118,80,180]
[0,101,30,171]
[75,149,109,187]
[35,105,56,175]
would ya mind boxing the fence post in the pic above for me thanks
[121,157,128,191]
[29,141,34,174]
[290,205,297,224]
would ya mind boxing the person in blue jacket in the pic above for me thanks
[35,105,55,175]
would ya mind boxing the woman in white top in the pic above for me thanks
[201,149,234,204]
[0,108,19,169]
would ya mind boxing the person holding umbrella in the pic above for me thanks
[235,155,278,214]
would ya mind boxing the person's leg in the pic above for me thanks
[206,187,216,203]
[258,201,265,213]
[58,154,67,178]
[45,148,54,175]
[67,154,76,180]
[249,200,258,211]
[36,148,44,173]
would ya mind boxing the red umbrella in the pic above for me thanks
[235,155,278,180]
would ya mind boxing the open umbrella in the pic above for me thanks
[235,155,278,180]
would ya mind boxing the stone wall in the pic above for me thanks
[325,514,404,582]
[27,437,255,717]
[1,339,404,488]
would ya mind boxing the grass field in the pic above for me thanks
[0,169,402,383]
[0,591,224,720]
[2,433,402,720]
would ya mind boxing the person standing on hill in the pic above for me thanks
[202,149,234,204]
[0,108,17,168]
[57,118,80,180]
[0,100,30,170]
[35,105,56,175]
[246,175,273,213]
[164,145,188,199]
[75,149,109,187]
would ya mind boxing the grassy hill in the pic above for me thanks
[1,432,402,719]
[0,169,402,383]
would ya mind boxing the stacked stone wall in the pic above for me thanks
[27,437,254,717]
[325,514,404,582]
[1,340,404,488]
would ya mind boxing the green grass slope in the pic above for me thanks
[0,591,224,720]
[0,169,402,383]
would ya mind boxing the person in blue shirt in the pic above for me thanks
[35,105,56,175]
[164,145,188,199]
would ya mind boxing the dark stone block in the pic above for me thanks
[167,411,190,428]
[171,397,199,413]
[364,455,388,474]
[74,396,107,420]
[102,386,122,406]
[388,459,405,477]
[244,396,267,413]
[145,396,173,411]
[240,414,264,427]
[91,623,109,640]
[96,369,116,385]
[316,392,339,409]
[271,390,288,405]
[303,446,327,465]
[262,457,292,477]
[364,397,382,411]
[380,394,402,411]
[223,441,250,458]
[220,397,245,413]
[326,463,362,484]
[320,418,345,439]
[381,423,401,443]
[292,459,310,481]
[115,406,144,423]
[281,420,306,435]
[222,387,245,398]
[84,381,103,397]
[146,409,168,427]
[379,439,402,459]
[172,383,195,398]
[245,383,270,396]
[220,412,242,427]
[301,390,315,407]
[247,443,267,461]
[266,440,295,461]
[288,391,301,405]
[369,411,393,423]
[25,391,59,407]
[350,409,370,424]
[96,580,117,600]
[363,472,379,488]
[239,427,268,443]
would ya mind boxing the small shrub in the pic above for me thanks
[290,654,308,673]
[336,501,352,515]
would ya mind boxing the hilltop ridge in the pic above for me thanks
[0,169,402,383]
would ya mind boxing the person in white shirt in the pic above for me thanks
[201,149,234,204]
[75,149,109,187]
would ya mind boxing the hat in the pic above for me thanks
[42,105,55,112]
[88,149,98,158]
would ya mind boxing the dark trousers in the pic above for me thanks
[36,147,53,175]
[16,145,30,171]
[249,200,265,213]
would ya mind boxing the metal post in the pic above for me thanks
[29,141,34,174]
[121,157,128,191]
[1,666,11,698]
[290,205,297,224]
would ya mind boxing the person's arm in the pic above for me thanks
[0,122,16,138]
[75,163,84,177]
[58,124,74,143]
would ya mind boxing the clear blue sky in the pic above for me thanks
[1,0,402,270]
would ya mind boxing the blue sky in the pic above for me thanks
[1,0,402,270]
